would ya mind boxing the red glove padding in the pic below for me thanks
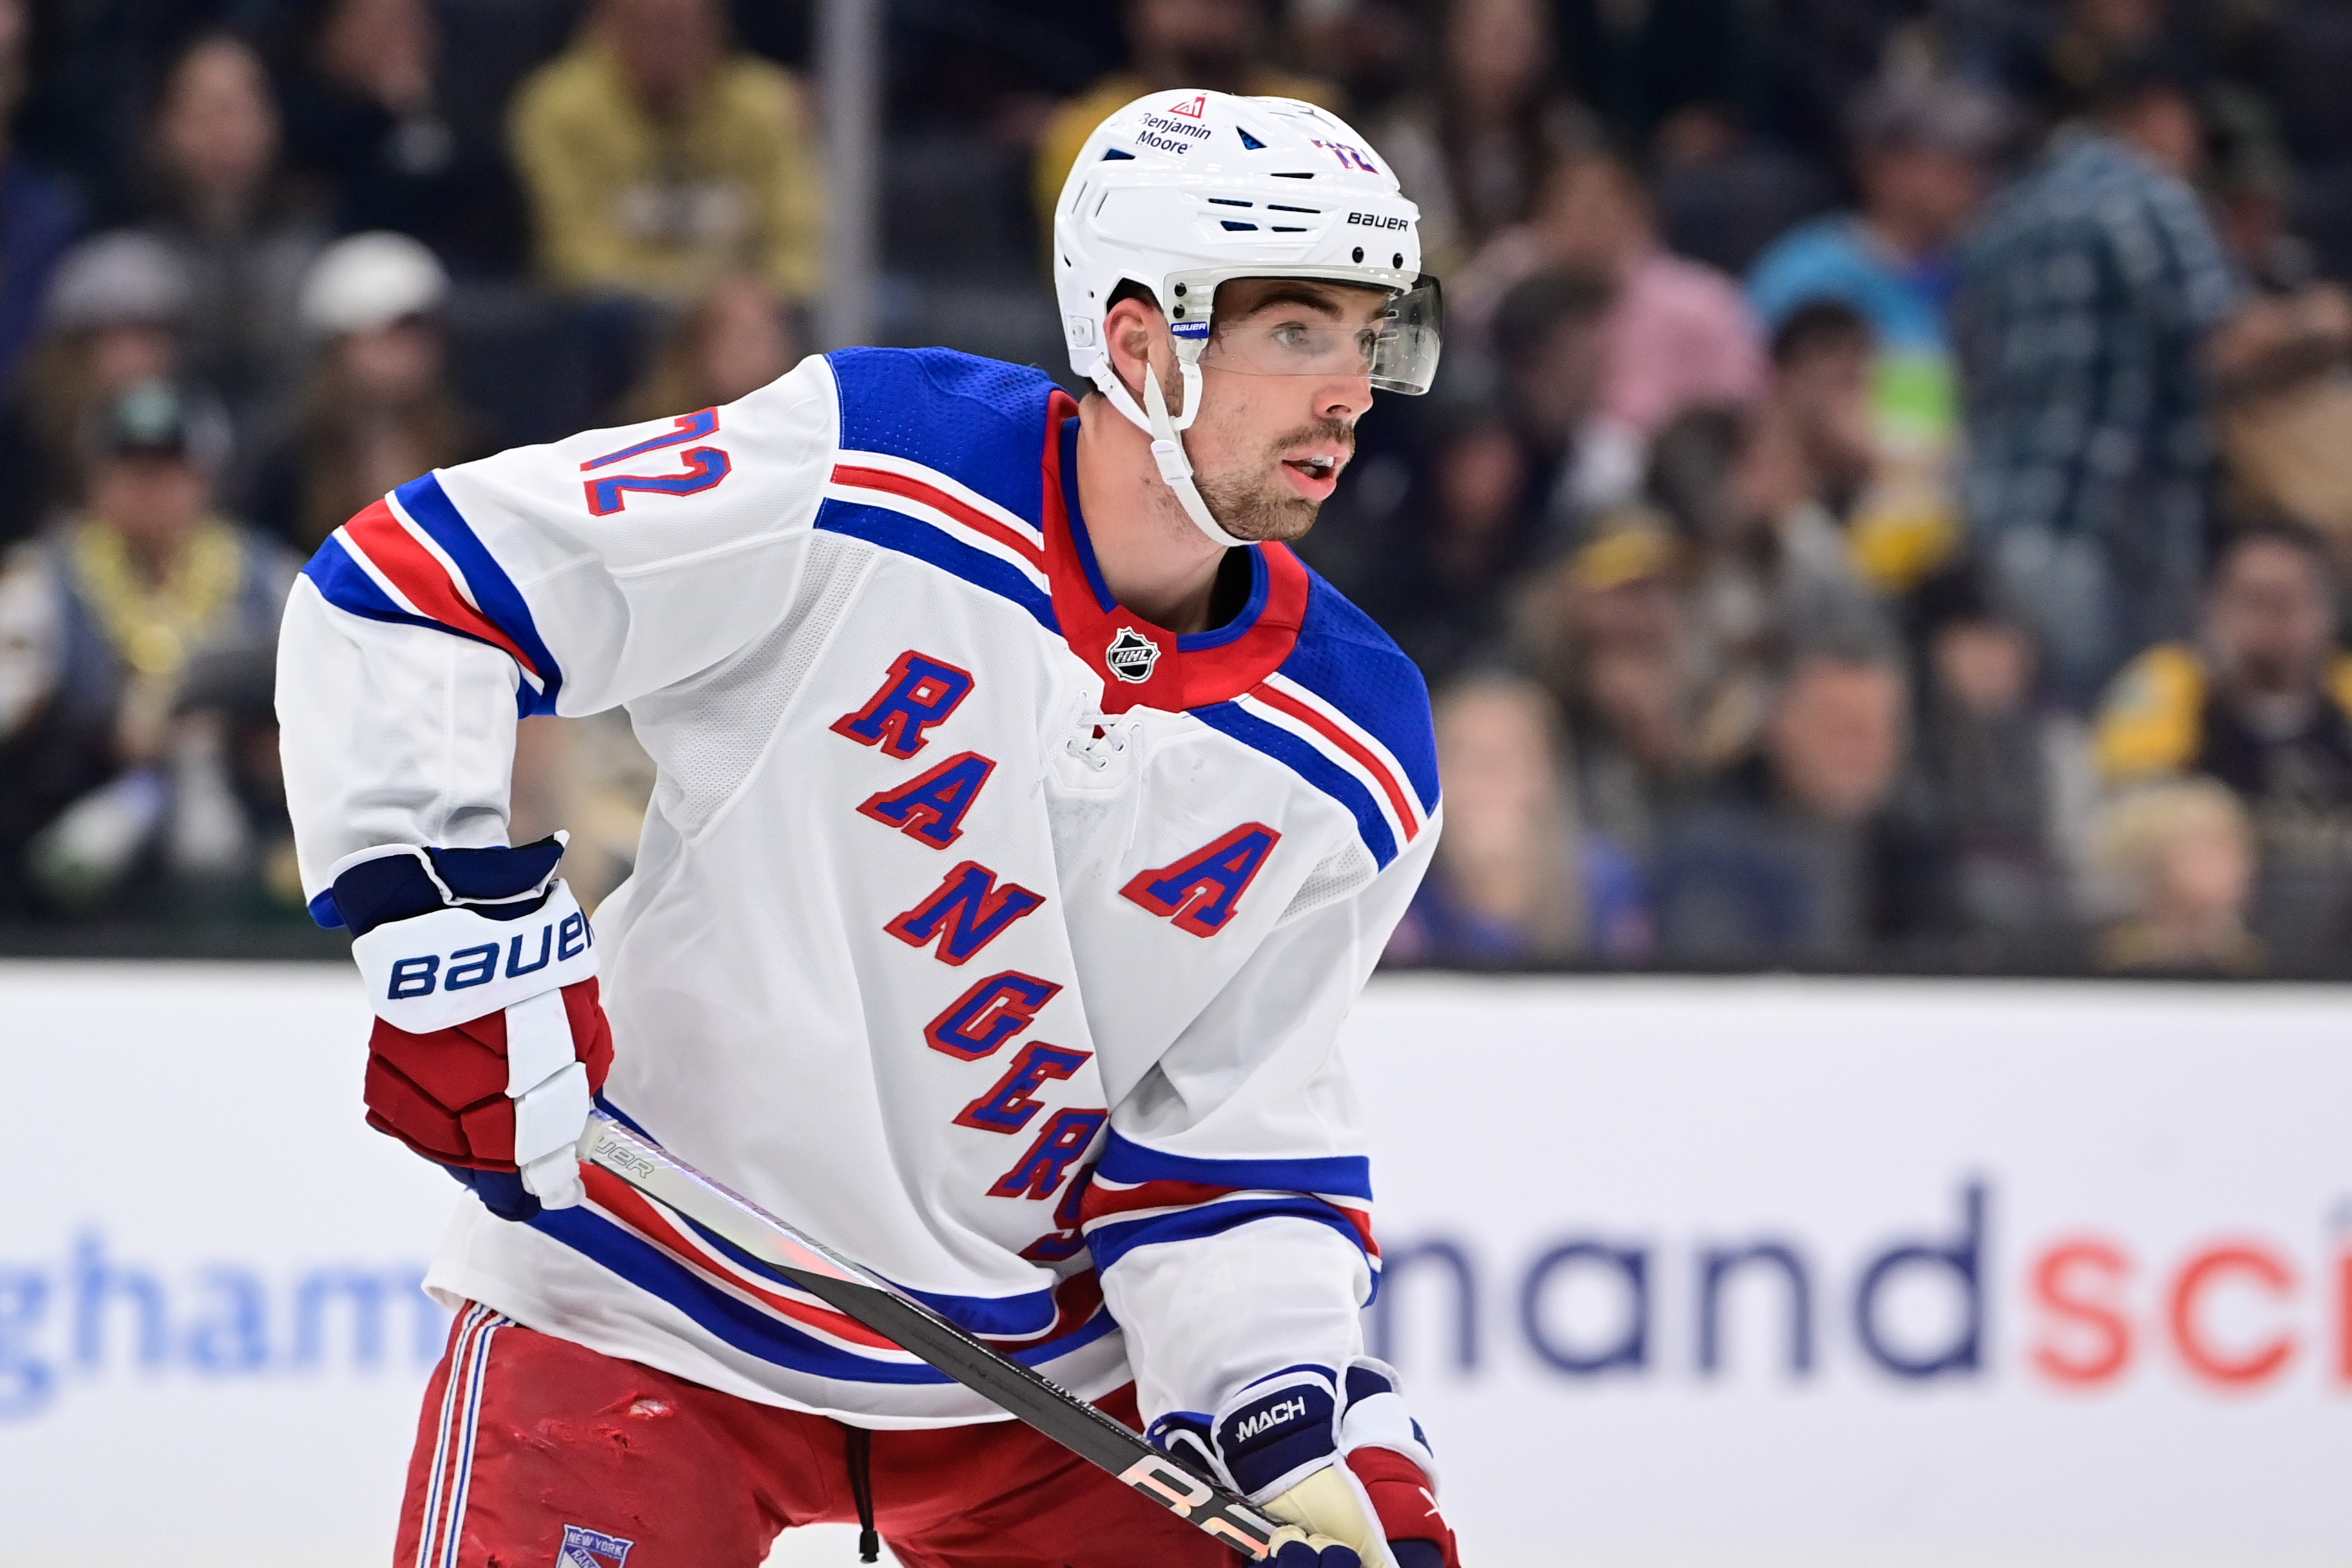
[1347,1447,1461,1568]
[363,976,612,1170]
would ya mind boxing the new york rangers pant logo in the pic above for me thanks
[559,1524,635,1567]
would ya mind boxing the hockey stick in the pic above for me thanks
[574,1110,1283,1560]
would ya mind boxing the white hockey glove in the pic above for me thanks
[329,838,611,1220]
[1152,1359,1461,1568]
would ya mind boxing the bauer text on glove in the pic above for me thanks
[331,837,611,1221]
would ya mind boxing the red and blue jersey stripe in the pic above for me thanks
[302,473,565,717]
[1078,1130,1381,1299]
[520,1103,1118,1386]
[1195,581,1439,871]
[817,449,1058,632]
[815,349,1064,631]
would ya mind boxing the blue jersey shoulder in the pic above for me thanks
[826,347,1063,518]
[1278,565,1440,818]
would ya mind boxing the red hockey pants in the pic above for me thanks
[397,1302,1235,1567]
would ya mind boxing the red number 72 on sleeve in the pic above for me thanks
[580,408,734,517]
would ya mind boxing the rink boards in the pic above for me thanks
[2,963,2347,1567]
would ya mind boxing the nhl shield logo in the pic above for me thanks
[559,1524,635,1567]
[1105,626,1161,684]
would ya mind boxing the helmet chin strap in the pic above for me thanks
[1094,347,1252,552]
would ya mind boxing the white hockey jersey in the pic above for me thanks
[277,348,1441,1431]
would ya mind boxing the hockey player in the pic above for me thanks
[280,90,1458,1568]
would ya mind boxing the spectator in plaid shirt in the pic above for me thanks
[1956,55,2242,708]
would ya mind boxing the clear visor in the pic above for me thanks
[1185,278,1443,395]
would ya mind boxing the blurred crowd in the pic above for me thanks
[7,0,2352,978]
[1307,0,2352,977]
[0,0,804,931]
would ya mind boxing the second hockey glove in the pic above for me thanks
[331,839,612,1221]
[1152,1359,1461,1568]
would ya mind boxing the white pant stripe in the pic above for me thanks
[413,1304,506,1568]
[411,1304,489,1568]
[436,1312,508,1568]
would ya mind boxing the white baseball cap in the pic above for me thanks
[299,231,450,336]
[43,231,193,333]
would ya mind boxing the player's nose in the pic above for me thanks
[1314,371,1374,423]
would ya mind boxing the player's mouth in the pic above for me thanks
[1278,451,1345,501]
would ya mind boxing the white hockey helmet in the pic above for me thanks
[1053,89,1441,548]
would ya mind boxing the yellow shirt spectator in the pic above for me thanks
[2094,640,2352,782]
[510,15,822,304]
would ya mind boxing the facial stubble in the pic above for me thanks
[1194,416,1357,543]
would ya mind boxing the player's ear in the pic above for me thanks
[1103,293,1168,407]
